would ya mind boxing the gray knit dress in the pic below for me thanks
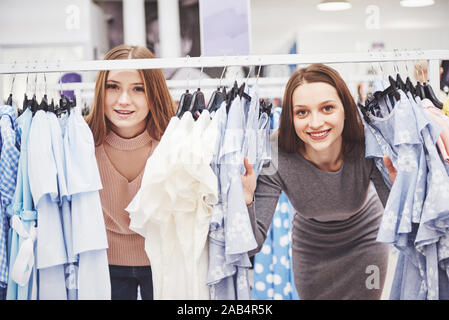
[247,143,390,300]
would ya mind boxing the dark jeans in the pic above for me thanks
[0,286,6,300]
[109,265,154,300]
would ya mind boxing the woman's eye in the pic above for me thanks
[323,105,334,112]
[106,84,118,90]
[296,110,308,117]
[134,86,145,92]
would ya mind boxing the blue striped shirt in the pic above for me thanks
[0,105,20,286]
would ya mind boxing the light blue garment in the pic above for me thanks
[252,107,299,300]
[48,112,78,300]
[363,90,449,300]
[208,93,258,300]
[28,110,67,300]
[0,105,20,287]
[410,95,449,300]
[371,92,426,246]
[63,106,110,300]
[6,108,37,300]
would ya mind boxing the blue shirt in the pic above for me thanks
[28,110,67,299]
[63,107,109,300]
[208,91,259,300]
[6,108,37,300]
[0,105,20,287]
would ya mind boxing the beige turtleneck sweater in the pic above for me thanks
[95,129,157,266]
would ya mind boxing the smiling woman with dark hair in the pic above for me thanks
[241,63,397,300]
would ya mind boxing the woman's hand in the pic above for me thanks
[383,155,397,185]
[241,157,257,205]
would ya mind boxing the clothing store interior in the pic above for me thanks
[1,0,449,302]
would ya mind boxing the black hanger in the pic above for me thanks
[259,98,272,118]
[225,81,239,113]
[405,77,416,97]
[188,88,206,120]
[6,94,13,106]
[81,103,90,116]
[58,94,70,117]
[30,94,39,116]
[238,82,252,102]
[423,82,443,109]
[37,94,49,112]
[48,98,56,113]
[415,81,426,100]
[396,74,407,92]
[382,76,400,103]
[175,89,193,118]
[207,86,226,114]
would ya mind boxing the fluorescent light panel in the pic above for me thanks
[317,0,352,11]
[400,0,435,7]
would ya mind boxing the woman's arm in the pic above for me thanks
[241,157,282,256]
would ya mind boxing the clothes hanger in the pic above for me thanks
[415,61,443,108]
[175,89,193,118]
[5,62,16,106]
[238,65,252,102]
[30,72,39,116]
[188,64,206,119]
[207,65,227,114]
[176,57,193,118]
[19,63,31,117]
[225,80,239,113]
[423,75,443,109]
[37,72,49,112]
[402,59,417,98]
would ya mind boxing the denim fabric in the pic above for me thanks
[109,265,153,300]
[0,285,6,300]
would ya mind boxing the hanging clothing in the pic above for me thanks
[421,98,449,163]
[362,88,449,300]
[207,86,262,300]
[28,110,67,299]
[127,110,219,300]
[0,105,20,291]
[6,107,37,300]
[63,106,110,300]
[252,106,299,300]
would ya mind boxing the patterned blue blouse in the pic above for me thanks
[363,90,449,300]
[252,107,299,300]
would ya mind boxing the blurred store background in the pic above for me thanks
[0,0,448,112]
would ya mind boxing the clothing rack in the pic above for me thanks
[1,50,449,95]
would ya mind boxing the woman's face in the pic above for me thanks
[104,69,150,138]
[292,81,345,156]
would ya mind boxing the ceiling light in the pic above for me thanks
[317,0,352,11]
[400,0,435,7]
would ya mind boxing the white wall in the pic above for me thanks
[250,0,449,55]
[0,0,108,102]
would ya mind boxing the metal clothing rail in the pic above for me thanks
[1,49,448,89]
